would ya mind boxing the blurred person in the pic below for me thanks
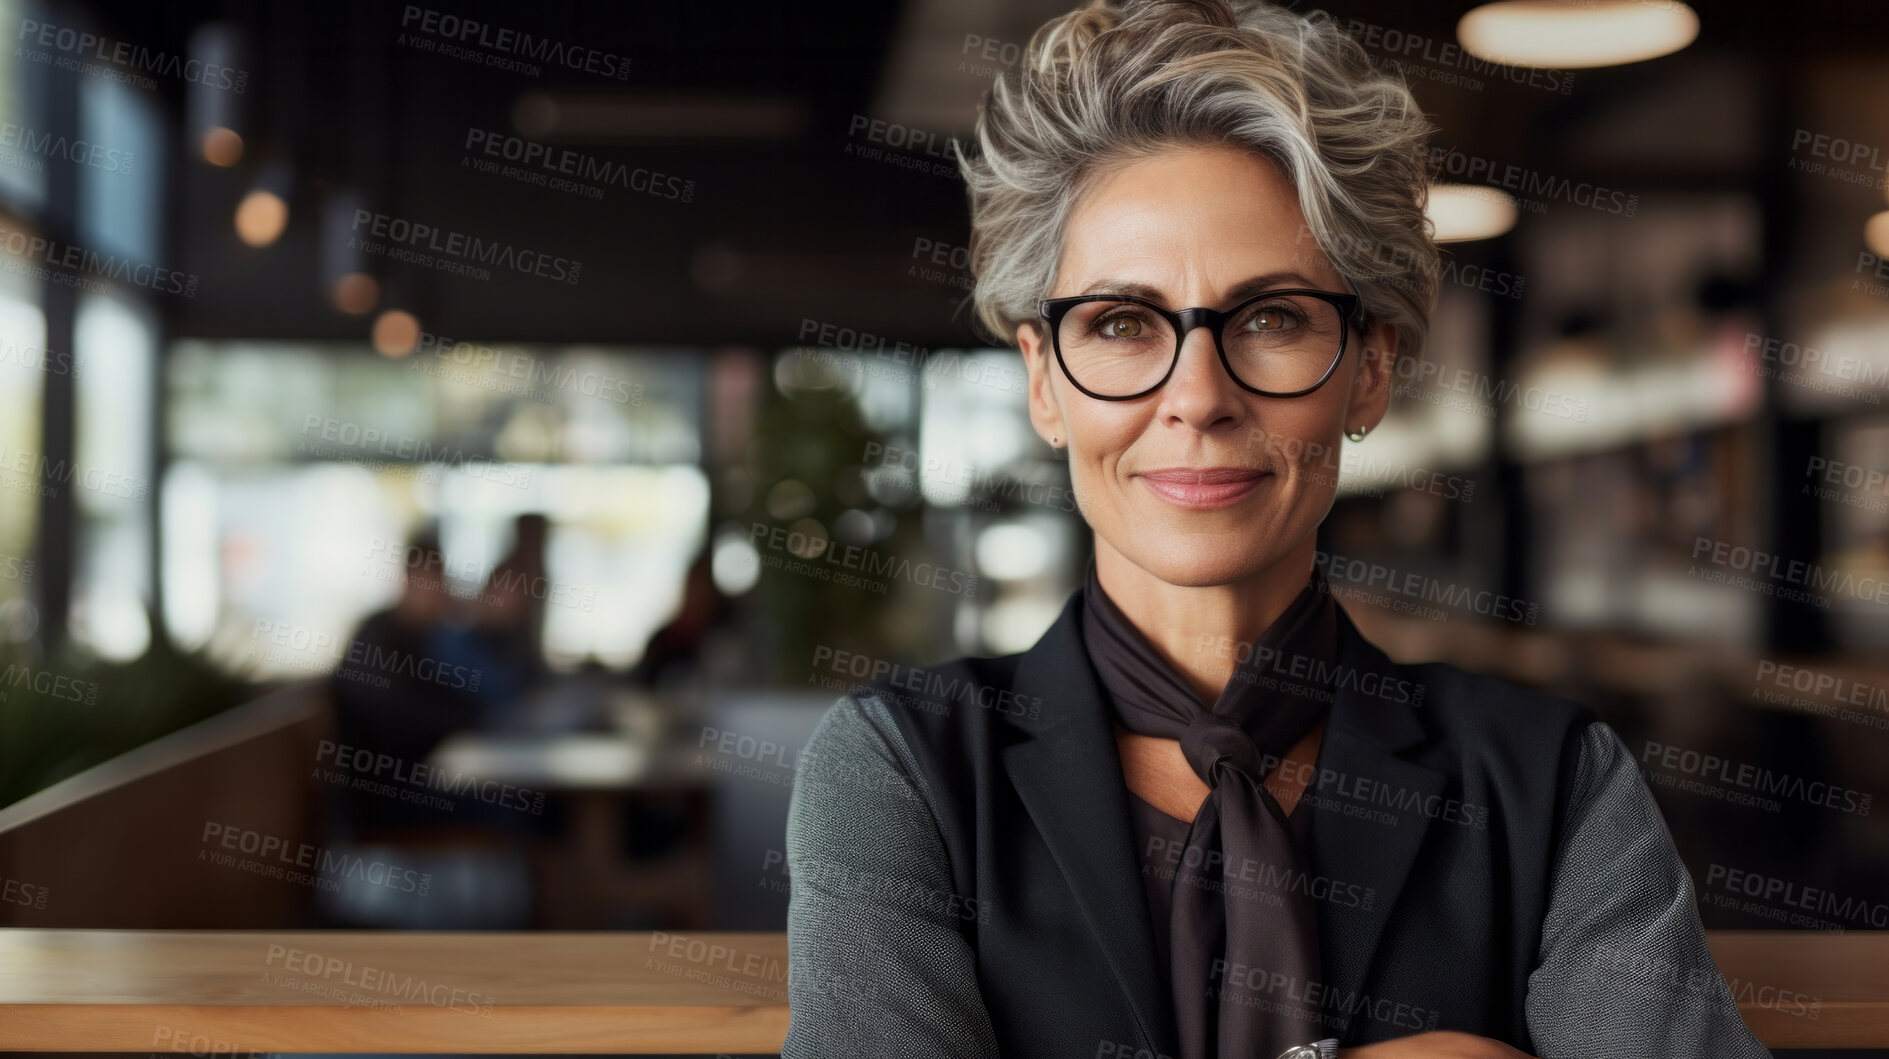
[628,545,735,695]
[782,2,1770,1058]
[327,526,484,833]
[452,513,552,728]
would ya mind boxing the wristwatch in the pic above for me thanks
[1273,1040,1339,1059]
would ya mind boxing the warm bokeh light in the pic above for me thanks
[1866,211,1889,259]
[370,309,420,357]
[233,189,287,247]
[1458,1,1699,69]
[200,126,243,167]
[329,271,379,314]
[1425,183,1520,242]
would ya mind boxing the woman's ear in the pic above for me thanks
[1349,319,1399,434]
[1018,321,1068,448]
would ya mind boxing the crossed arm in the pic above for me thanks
[780,692,1001,1058]
[781,693,1771,1058]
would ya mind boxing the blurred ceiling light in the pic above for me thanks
[330,271,379,314]
[235,156,294,247]
[1425,184,1519,242]
[200,125,243,167]
[372,309,421,357]
[1867,211,1889,258]
[1458,1,1699,69]
[512,91,808,144]
[234,189,288,247]
[186,22,245,165]
[321,190,376,310]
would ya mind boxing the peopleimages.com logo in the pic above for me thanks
[199,822,431,896]
[350,210,582,285]
[16,17,249,93]
[316,740,545,815]
[397,5,631,80]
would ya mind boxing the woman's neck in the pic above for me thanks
[1092,539,1316,705]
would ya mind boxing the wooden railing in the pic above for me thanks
[0,683,333,929]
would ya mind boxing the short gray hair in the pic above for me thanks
[956,0,1440,364]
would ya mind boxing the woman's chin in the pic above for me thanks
[1129,545,1277,589]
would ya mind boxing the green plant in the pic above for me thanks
[0,618,255,810]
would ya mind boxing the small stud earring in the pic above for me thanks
[1345,428,1368,443]
[1050,435,1060,447]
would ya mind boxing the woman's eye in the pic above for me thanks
[1101,315,1144,338]
[1246,308,1297,331]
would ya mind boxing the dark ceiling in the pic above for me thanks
[76,0,1889,350]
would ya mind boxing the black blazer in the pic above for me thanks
[782,586,1771,1058]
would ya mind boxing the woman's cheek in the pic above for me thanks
[1276,466,1319,520]
[1066,462,1103,523]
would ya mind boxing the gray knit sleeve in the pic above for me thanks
[780,691,1002,1059]
[1524,720,1772,1058]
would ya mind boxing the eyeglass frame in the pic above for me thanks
[1034,287,1364,401]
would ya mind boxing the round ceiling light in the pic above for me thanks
[1426,184,1520,242]
[1459,1,1699,69]
[1865,211,1889,259]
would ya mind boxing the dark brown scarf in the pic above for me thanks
[1081,554,1338,1058]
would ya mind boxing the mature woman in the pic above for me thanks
[783,1,1771,1057]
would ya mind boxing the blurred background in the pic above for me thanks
[0,0,1885,1053]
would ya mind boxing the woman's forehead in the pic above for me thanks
[1059,165,1346,298]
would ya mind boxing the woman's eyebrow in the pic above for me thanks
[1075,271,1323,305]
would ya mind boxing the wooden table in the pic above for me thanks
[1708,930,1889,1050]
[0,929,1884,1052]
[0,929,788,1053]
[428,732,718,928]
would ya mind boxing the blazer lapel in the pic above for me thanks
[1000,589,1176,1057]
[1306,606,1448,1016]
[995,591,1446,1051]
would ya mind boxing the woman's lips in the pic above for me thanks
[1137,468,1269,510]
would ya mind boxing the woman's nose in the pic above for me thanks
[1157,325,1246,425]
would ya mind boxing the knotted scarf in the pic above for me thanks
[1081,555,1338,1057]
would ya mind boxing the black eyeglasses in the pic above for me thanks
[1035,288,1362,400]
